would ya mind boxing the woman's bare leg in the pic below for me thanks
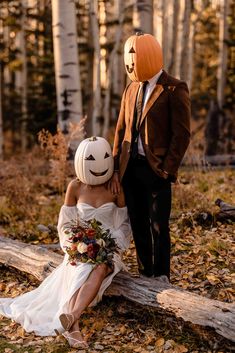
[62,264,112,347]
[68,263,112,320]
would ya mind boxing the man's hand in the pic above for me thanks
[109,171,121,195]
[160,169,169,180]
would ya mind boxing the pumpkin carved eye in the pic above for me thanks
[129,47,135,53]
[104,152,110,159]
[85,154,95,160]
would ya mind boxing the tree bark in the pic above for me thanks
[180,0,192,82]
[168,0,180,76]
[19,0,28,153]
[0,61,3,159]
[51,0,83,145]
[133,0,153,34]
[89,0,102,136]
[161,0,170,70]
[103,1,125,138]
[217,0,230,109]
[0,235,234,342]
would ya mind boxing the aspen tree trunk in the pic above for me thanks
[51,0,83,145]
[133,0,153,34]
[174,0,185,79]
[0,9,3,159]
[89,0,102,136]
[2,4,15,150]
[217,0,230,109]
[162,0,170,70]
[103,1,125,138]
[180,0,192,82]
[168,0,180,76]
[188,19,195,91]
[112,0,126,126]
[0,62,3,159]
[153,0,162,45]
[18,0,28,152]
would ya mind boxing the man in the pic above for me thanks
[111,32,191,280]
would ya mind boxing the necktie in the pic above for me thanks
[131,81,148,158]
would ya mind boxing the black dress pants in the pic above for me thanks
[122,156,172,279]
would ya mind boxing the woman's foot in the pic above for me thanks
[59,313,75,331]
[62,329,88,348]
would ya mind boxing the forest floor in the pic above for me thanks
[0,148,234,353]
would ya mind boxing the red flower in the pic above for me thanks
[86,229,96,238]
[70,261,77,266]
[87,243,100,259]
[71,244,78,251]
[75,232,83,240]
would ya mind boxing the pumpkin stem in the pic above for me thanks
[136,31,144,36]
[89,136,97,141]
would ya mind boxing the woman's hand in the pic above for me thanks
[64,179,80,206]
[109,171,121,195]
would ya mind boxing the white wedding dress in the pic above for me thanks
[0,202,132,336]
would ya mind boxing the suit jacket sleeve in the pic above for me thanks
[162,82,191,175]
[113,85,131,171]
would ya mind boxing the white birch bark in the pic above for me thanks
[133,0,153,34]
[180,0,192,82]
[168,0,180,76]
[103,0,125,138]
[52,0,83,142]
[217,0,230,108]
[89,0,102,136]
[188,19,195,91]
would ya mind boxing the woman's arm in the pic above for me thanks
[64,179,80,206]
[57,179,80,252]
[116,186,126,208]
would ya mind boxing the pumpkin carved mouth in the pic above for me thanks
[126,64,134,73]
[89,169,108,177]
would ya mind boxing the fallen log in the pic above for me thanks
[0,235,234,342]
[215,199,235,221]
[205,154,235,166]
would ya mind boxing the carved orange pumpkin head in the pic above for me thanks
[124,32,163,82]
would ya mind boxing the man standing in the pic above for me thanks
[111,33,191,280]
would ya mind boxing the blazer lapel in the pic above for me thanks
[140,84,164,126]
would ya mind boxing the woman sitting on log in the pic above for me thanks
[0,136,132,348]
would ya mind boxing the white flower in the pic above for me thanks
[77,242,88,254]
[96,238,106,247]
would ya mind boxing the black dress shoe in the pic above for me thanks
[139,269,153,277]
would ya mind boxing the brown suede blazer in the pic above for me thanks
[113,70,191,182]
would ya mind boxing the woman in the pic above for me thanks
[0,136,132,348]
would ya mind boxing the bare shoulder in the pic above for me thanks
[64,178,81,205]
[68,178,81,190]
[116,186,126,208]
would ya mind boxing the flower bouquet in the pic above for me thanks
[64,218,118,267]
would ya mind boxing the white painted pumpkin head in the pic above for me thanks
[74,136,114,185]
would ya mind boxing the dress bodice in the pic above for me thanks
[76,202,119,231]
[57,203,132,253]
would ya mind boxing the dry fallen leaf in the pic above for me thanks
[156,337,165,347]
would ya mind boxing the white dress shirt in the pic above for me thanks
[137,69,163,155]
